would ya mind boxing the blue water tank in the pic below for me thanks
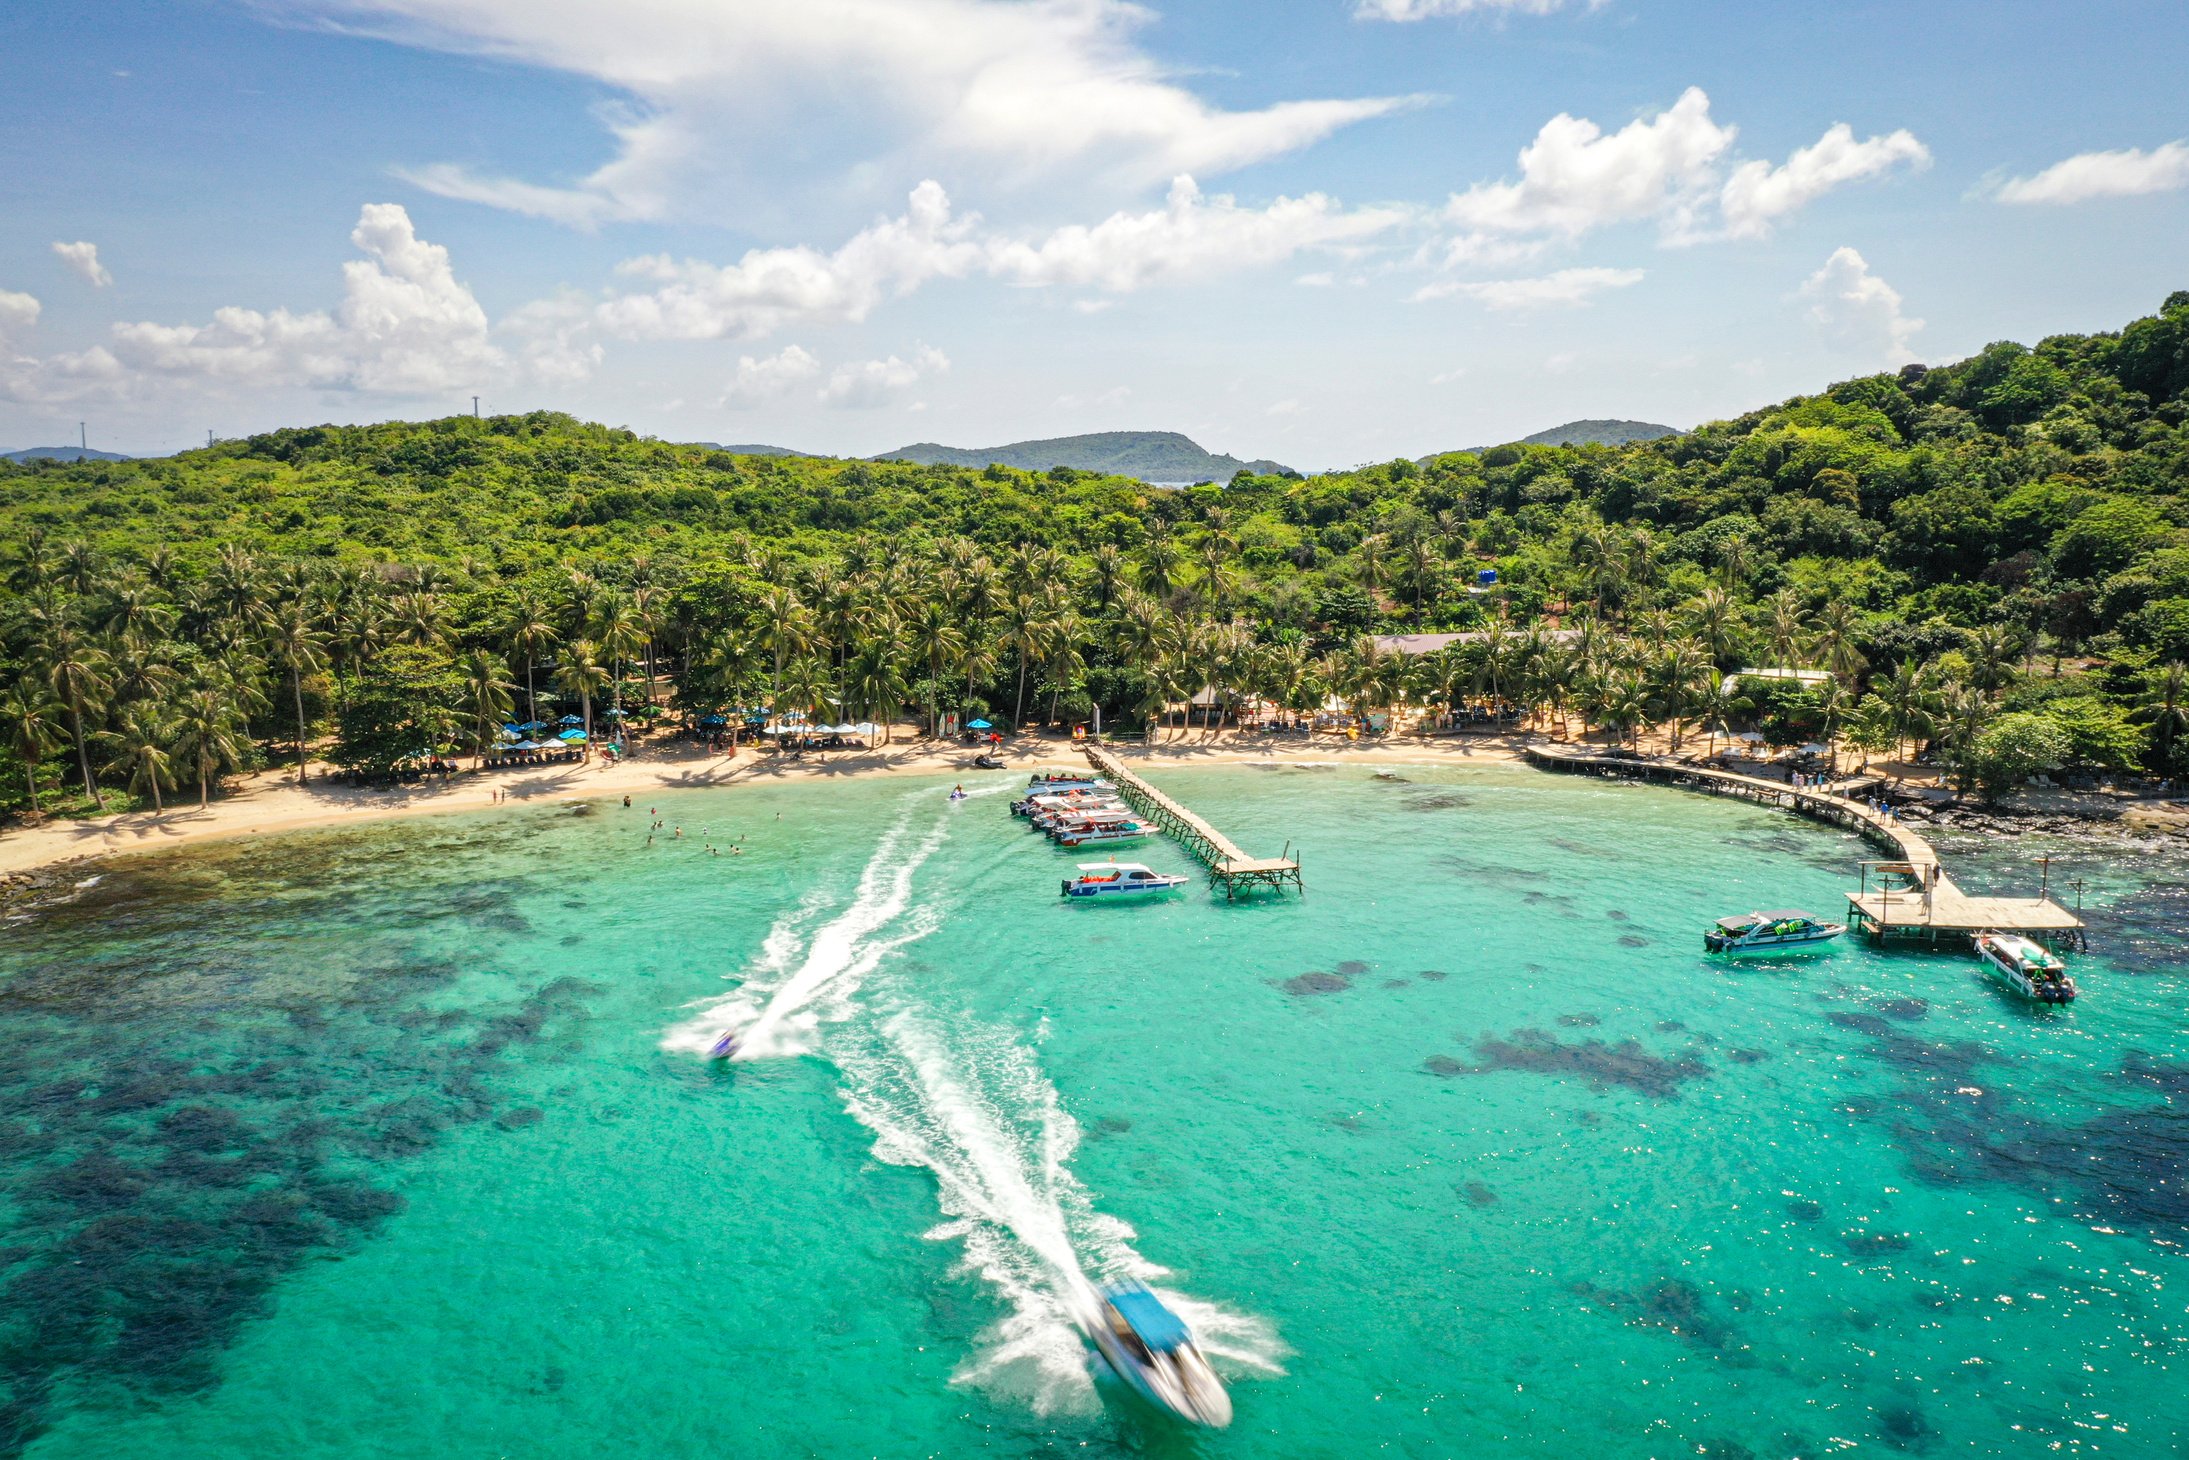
[1476,568,1499,586]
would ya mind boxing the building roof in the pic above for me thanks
[1733,667,1832,684]
[1371,628,1582,656]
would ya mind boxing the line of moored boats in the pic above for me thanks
[1703,909,2078,1002]
[1004,773,1197,899]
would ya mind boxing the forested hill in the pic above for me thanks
[877,430,1291,481]
[2,446,132,464]
[6,290,2189,815]
[1498,418,1682,450]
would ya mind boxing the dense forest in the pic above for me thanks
[5,291,2189,822]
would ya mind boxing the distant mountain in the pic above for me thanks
[3,445,132,464]
[1432,419,1681,458]
[685,442,823,458]
[876,430,1291,483]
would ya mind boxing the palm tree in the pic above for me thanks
[1814,601,1867,687]
[1880,658,1939,772]
[554,640,610,739]
[3,677,62,814]
[845,643,910,744]
[40,625,112,808]
[1001,594,1052,732]
[461,649,516,766]
[759,585,814,723]
[1692,672,1751,757]
[264,600,329,785]
[505,590,560,728]
[168,688,247,808]
[98,708,175,813]
[2137,661,2189,771]
[591,594,647,742]
[905,600,965,737]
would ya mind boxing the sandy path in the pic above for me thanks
[0,732,1531,878]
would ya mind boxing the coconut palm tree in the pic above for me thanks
[39,624,113,808]
[98,707,175,813]
[2136,661,2189,771]
[1001,594,1052,731]
[758,585,814,723]
[505,590,560,728]
[905,600,965,737]
[1691,672,1751,757]
[263,600,328,785]
[554,639,610,738]
[168,688,247,808]
[3,677,62,814]
[461,649,516,766]
[845,643,910,745]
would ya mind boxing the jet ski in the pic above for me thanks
[708,1031,740,1058]
[949,787,970,802]
[972,754,1004,770]
[1081,1281,1233,1428]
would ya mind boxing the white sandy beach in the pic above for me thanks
[0,731,1534,879]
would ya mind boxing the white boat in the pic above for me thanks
[1974,932,2077,1002]
[1056,820,1156,848]
[1062,862,1189,898]
[1704,909,1846,954]
[1080,1281,1232,1427]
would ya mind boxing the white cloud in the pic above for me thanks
[585,175,1406,345]
[720,344,821,408]
[3,205,511,405]
[1428,366,1466,384]
[51,242,113,288]
[1295,271,1336,287]
[1446,87,1736,240]
[1414,265,1643,309]
[1441,88,1924,251]
[1055,384,1132,410]
[1800,246,1922,366]
[819,346,948,409]
[0,290,39,342]
[987,175,1408,293]
[1995,140,2189,205]
[594,181,983,341]
[296,0,1417,225]
[1719,123,1929,239]
[1356,0,1580,16]
[1266,398,1302,416]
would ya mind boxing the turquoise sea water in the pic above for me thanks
[0,763,2183,1458]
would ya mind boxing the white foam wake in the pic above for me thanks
[660,803,947,1061]
[833,1009,1287,1415]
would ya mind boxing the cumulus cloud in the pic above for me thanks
[1356,0,1581,17]
[2,205,520,405]
[1441,88,1924,250]
[1995,140,2189,205]
[1720,123,1930,239]
[594,181,983,341]
[986,176,1409,292]
[51,242,113,288]
[292,0,1417,225]
[819,346,948,409]
[1414,265,1643,309]
[585,176,1406,344]
[0,290,39,342]
[1800,246,1922,366]
[720,344,821,408]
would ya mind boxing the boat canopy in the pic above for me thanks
[1108,1288,1191,1353]
[1078,862,1150,873]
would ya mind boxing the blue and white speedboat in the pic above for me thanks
[1081,1281,1232,1427]
[1062,862,1189,898]
[1704,908,1845,954]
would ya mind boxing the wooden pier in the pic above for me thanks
[1081,745,1303,899]
[1523,744,2086,949]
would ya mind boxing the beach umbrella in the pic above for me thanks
[1799,742,1829,755]
[510,739,541,750]
[518,721,547,731]
[1736,731,1765,744]
[605,708,628,718]
[558,729,588,742]
[559,714,583,725]
[967,718,992,729]
[699,714,728,727]
[502,722,522,732]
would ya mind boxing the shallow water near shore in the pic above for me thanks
[0,763,2182,1457]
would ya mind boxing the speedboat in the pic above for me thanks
[1063,862,1190,898]
[1704,909,1846,954]
[1082,1281,1232,1427]
[1057,820,1156,848]
[1974,932,2077,1002]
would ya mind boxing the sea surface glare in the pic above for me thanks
[0,764,2181,1457]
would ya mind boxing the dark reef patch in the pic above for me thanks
[1556,1013,1601,1028]
[1727,1048,1770,1065]
[1786,1198,1824,1222]
[1278,971,1352,996]
[1381,978,1411,990]
[1403,793,1469,811]
[1876,1403,1935,1452]
[1604,909,1630,922]
[1334,961,1371,978]
[1428,1028,1710,1100]
[1570,1277,1746,1356]
[1617,933,1651,948]
[1416,969,1449,982]
[1459,1181,1498,1208]
[1872,997,1929,1023]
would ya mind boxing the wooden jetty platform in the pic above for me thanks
[1523,744,2086,949]
[1081,745,1302,899]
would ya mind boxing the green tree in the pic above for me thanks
[1957,712,2069,801]
[3,677,63,815]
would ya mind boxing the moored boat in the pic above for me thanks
[1056,819,1156,848]
[1704,909,1846,954]
[1062,862,1190,898]
[1081,1281,1232,1427]
[1974,932,2077,1002]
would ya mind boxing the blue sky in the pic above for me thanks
[2,0,2185,465]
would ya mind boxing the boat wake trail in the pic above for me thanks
[660,804,946,1061]
[833,1010,1287,1415]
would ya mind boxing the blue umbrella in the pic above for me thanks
[518,721,547,731]
[559,714,584,725]
[558,729,588,742]
[501,722,522,732]
[699,714,727,727]
[604,708,628,718]
[967,718,992,730]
